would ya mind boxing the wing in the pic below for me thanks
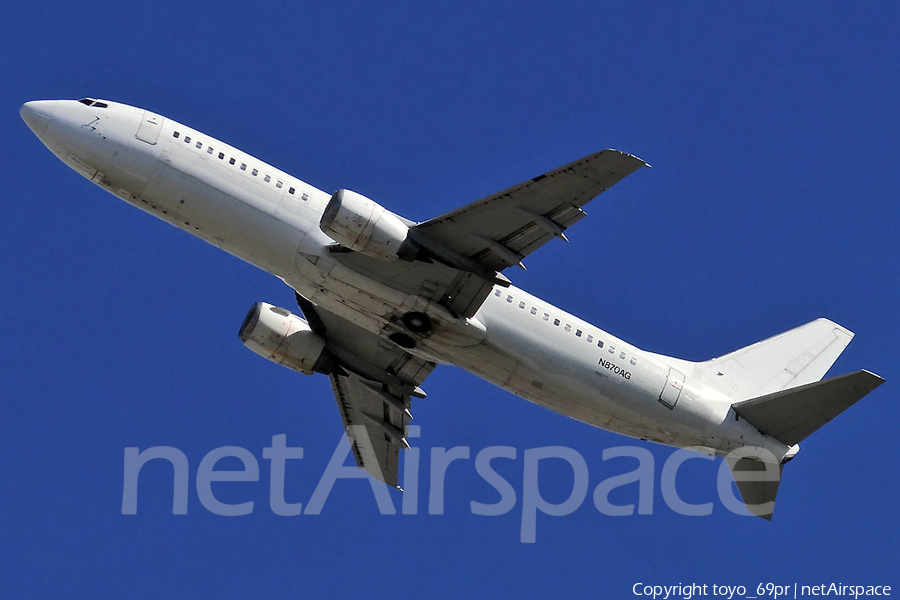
[328,373,409,488]
[296,294,433,487]
[416,149,649,272]
[330,149,647,317]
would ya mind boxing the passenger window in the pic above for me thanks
[564,324,572,332]
[195,141,202,149]
[276,181,283,188]
[530,307,537,315]
[620,351,626,359]
[609,346,615,354]
[218,152,225,159]
[597,340,604,348]
[206,147,213,154]
[173,131,180,138]
[575,329,582,337]
[289,187,295,194]
[630,357,637,365]
[586,335,593,343]
[229,158,236,165]
[543,313,550,321]
[251,168,258,176]
[264,174,271,182]
[302,192,309,201]
[506,295,513,303]
[518,301,526,309]
[553,319,560,326]
[184,136,191,143]
[240,163,247,171]
[494,289,501,297]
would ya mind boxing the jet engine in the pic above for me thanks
[320,189,419,261]
[238,302,327,375]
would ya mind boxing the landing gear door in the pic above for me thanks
[135,110,164,145]
[659,367,685,409]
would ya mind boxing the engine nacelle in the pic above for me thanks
[238,302,326,375]
[320,189,418,261]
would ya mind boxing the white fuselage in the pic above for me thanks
[21,99,790,461]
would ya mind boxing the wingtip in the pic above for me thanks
[634,154,652,169]
[601,148,651,169]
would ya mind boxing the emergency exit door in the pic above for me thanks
[659,367,685,409]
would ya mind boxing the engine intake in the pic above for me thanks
[320,189,418,261]
[238,302,327,375]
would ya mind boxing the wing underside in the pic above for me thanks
[296,295,432,487]
[417,149,649,274]
[329,373,409,487]
[333,149,648,318]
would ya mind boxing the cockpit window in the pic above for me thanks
[77,98,108,108]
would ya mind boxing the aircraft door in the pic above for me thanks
[135,110,164,145]
[659,367,685,409]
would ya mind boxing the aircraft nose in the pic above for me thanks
[20,100,57,137]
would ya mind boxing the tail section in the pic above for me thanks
[726,370,884,520]
[698,318,855,402]
[701,320,885,520]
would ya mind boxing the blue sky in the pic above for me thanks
[3,2,898,597]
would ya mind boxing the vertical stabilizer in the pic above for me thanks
[698,319,854,402]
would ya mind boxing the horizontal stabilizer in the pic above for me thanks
[726,456,784,520]
[733,370,885,446]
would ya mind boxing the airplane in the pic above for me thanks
[20,98,884,519]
